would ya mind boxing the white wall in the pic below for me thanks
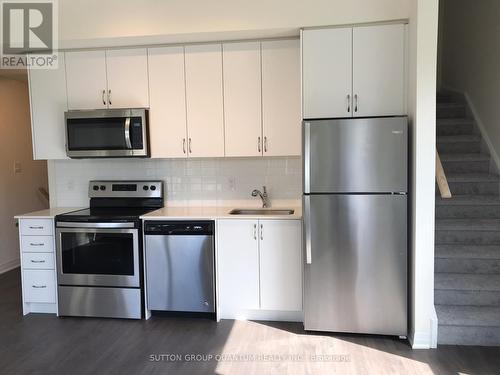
[48,157,301,208]
[407,0,439,349]
[440,0,500,164]
[0,79,49,274]
[58,0,411,48]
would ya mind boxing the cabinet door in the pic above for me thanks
[65,50,107,110]
[259,220,302,311]
[262,39,301,156]
[148,46,188,158]
[353,24,406,117]
[223,42,262,157]
[29,52,68,159]
[302,28,352,119]
[185,44,224,157]
[217,220,260,312]
[106,48,149,108]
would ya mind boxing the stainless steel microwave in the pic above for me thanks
[64,108,149,158]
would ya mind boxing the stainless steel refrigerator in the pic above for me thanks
[303,117,408,336]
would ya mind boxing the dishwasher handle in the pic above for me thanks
[144,221,214,235]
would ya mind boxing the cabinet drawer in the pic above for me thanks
[23,270,56,303]
[20,219,53,236]
[22,253,54,270]
[21,236,54,253]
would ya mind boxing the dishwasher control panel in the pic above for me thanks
[144,221,214,235]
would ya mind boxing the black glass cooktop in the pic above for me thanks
[57,207,158,222]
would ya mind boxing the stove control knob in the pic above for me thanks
[100,185,106,191]
[143,185,149,191]
[150,185,157,191]
[92,185,99,191]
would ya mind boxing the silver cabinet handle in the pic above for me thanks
[183,138,186,154]
[354,94,358,113]
[102,90,106,105]
[253,223,257,240]
[124,117,132,149]
[264,137,268,153]
[304,195,312,264]
[29,243,44,246]
[32,285,47,289]
[29,226,43,229]
[108,89,112,105]
[30,260,46,263]
[347,94,351,113]
[260,223,263,241]
[258,137,261,153]
[188,138,192,153]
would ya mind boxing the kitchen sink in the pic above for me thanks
[229,208,295,215]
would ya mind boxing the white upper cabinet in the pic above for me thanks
[302,28,352,119]
[259,220,302,311]
[352,24,406,117]
[302,24,406,119]
[148,46,187,158]
[217,220,260,312]
[105,48,149,108]
[185,44,225,158]
[65,48,149,110]
[223,42,262,157]
[65,50,107,110]
[262,39,301,156]
[28,53,68,160]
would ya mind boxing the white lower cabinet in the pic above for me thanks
[23,270,56,303]
[18,218,57,315]
[217,220,260,312]
[217,219,302,320]
[259,220,302,311]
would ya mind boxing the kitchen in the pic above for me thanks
[0,0,474,374]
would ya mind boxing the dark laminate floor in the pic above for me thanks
[1,268,499,375]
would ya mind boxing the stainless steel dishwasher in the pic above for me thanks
[144,221,215,313]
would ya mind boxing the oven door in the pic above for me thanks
[56,223,140,288]
[65,108,149,158]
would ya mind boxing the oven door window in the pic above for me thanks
[60,231,135,276]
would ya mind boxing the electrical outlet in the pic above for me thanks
[13,161,22,174]
[227,177,236,191]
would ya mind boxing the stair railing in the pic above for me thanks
[436,150,452,198]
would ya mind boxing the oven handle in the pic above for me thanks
[57,222,136,229]
[124,117,132,149]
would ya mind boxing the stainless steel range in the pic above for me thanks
[55,180,163,319]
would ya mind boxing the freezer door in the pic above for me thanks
[303,117,407,193]
[303,194,407,335]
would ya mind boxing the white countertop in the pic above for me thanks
[141,205,302,220]
[14,207,84,219]
[14,205,302,220]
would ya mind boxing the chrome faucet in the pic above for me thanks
[251,186,270,208]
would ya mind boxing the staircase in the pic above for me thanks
[435,92,500,346]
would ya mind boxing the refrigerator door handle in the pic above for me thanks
[304,195,312,264]
[303,122,311,194]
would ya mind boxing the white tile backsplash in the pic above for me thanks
[48,157,302,207]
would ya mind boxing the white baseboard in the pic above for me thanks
[0,258,20,274]
[441,85,500,174]
[218,309,303,322]
[408,309,438,349]
[430,306,438,348]
[409,331,432,349]
[462,92,500,174]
